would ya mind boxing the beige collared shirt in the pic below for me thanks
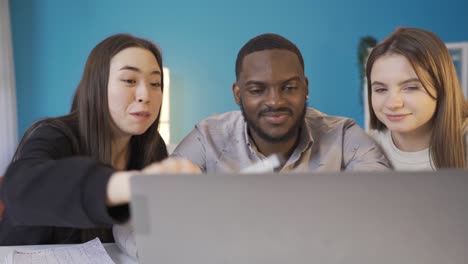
[172,108,390,172]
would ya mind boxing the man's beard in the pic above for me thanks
[240,101,307,143]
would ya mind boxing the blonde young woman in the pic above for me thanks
[367,27,468,170]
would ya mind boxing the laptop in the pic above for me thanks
[129,170,468,264]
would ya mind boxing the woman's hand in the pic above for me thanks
[142,158,202,174]
[106,158,201,206]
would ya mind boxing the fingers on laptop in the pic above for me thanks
[142,158,202,174]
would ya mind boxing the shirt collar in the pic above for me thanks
[297,118,314,153]
[243,120,266,158]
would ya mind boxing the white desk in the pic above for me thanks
[0,243,136,264]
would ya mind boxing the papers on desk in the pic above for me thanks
[113,222,138,261]
[2,238,115,264]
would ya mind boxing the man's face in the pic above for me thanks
[233,49,308,143]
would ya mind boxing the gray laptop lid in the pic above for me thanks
[130,171,468,264]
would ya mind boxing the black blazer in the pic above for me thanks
[0,119,129,245]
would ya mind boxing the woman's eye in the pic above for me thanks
[372,87,387,93]
[121,79,136,84]
[404,86,419,91]
[151,82,162,88]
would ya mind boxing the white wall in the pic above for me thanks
[0,0,18,174]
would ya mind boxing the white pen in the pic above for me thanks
[240,154,283,173]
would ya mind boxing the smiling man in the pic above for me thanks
[172,33,390,172]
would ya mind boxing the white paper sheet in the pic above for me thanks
[3,238,115,264]
[113,223,138,260]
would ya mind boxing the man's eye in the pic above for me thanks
[249,88,263,95]
[284,85,297,91]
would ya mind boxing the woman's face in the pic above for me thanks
[107,47,162,139]
[370,54,437,137]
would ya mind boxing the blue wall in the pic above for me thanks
[10,0,468,144]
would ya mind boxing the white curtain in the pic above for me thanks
[0,0,18,175]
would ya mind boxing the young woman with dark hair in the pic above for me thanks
[0,33,200,245]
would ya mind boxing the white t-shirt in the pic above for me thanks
[369,129,434,171]
[369,122,468,171]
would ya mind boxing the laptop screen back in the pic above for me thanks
[130,171,468,264]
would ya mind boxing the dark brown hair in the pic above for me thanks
[366,27,468,169]
[14,33,168,169]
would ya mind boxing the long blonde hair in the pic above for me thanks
[366,27,468,169]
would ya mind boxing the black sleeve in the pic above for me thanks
[2,124,127,228]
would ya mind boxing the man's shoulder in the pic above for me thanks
[304,108,356,129]
[368,128,388,137]
[367,128,388,144]
[196,111,244,130]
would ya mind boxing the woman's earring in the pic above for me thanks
[306,95,309,100]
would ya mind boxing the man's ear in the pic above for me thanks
[305,77,309,98]
[232,83,241,105]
